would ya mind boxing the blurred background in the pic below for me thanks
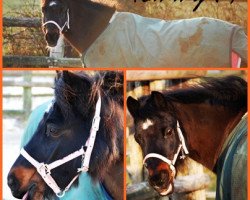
[3,0,247,67]
[126,70,247,200]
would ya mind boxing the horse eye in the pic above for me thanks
[163,128,173,138]
[46,124,60,137]
[50,127,57,133]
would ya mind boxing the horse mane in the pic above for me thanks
[54,71,123,181]
[68,0,114,11]
[164,76,247,110]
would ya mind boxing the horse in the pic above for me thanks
[7,71,124,200]
[40,0,247,67]
[127,76,247,199]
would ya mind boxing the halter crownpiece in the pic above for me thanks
[20,94,101,197]
[143,120,189,178]
[43,9,70,33]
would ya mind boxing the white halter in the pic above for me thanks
[20,95,101,198]
[143,121,189,177]
[43,9,70,33]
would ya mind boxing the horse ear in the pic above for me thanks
[55,70,62,80]
[62,71,91,92]
[62,71,74,83]
[151,91,166,108]
[127,96,140,118]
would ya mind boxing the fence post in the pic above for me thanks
[23,71,32,118]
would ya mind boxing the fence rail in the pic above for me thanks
[3,72,55,117]
[3,17,41,27]
[4,55,82,67]
[127,174,211,200]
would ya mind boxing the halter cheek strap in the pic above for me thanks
[20,95,101,197]
[43,9,70,33]
[143,121,189,177]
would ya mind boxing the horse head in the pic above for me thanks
[41,0,69,47]
[127,91,188,196]
[7,71,115,200]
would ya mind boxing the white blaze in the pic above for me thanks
[142,119,154,130]
[49,1,57,6]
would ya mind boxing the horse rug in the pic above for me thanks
[215,113,247,200]
[82,12,247,67]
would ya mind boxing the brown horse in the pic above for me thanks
[127,76,247,199]
[41,0,247,67]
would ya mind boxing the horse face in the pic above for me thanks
[127,92,180,196]
[41,0,68,47]
[8,71,94,200]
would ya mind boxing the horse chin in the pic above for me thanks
[153,183,173,196]
[21,183,43,200]
[46,41,58,48]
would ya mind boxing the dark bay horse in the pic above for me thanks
[127,76,247,199]
[40,0,247,67]
[8,71,124,200]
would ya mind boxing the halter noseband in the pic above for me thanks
[43,9,70,33]
[143,121,189,177]
[20,95,101,197]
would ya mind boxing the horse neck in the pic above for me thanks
[103,159,124,200]
[64,0,115,54]
[173,102,245,171]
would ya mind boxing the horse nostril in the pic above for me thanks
[160,171,169,180]
[7,174,20,191]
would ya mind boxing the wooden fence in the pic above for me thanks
[3,71,55,117]
[3,17,82,68]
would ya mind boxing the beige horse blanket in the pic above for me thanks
[82,12,247,68]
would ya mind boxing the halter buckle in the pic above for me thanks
[56,191,65,198]
[37,163,51,177]
[77,166,89,173]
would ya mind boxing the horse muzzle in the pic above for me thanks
[8,167,45,200]
[148,169,174,196]
[44,28,60,47]
[45,33,60,47]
